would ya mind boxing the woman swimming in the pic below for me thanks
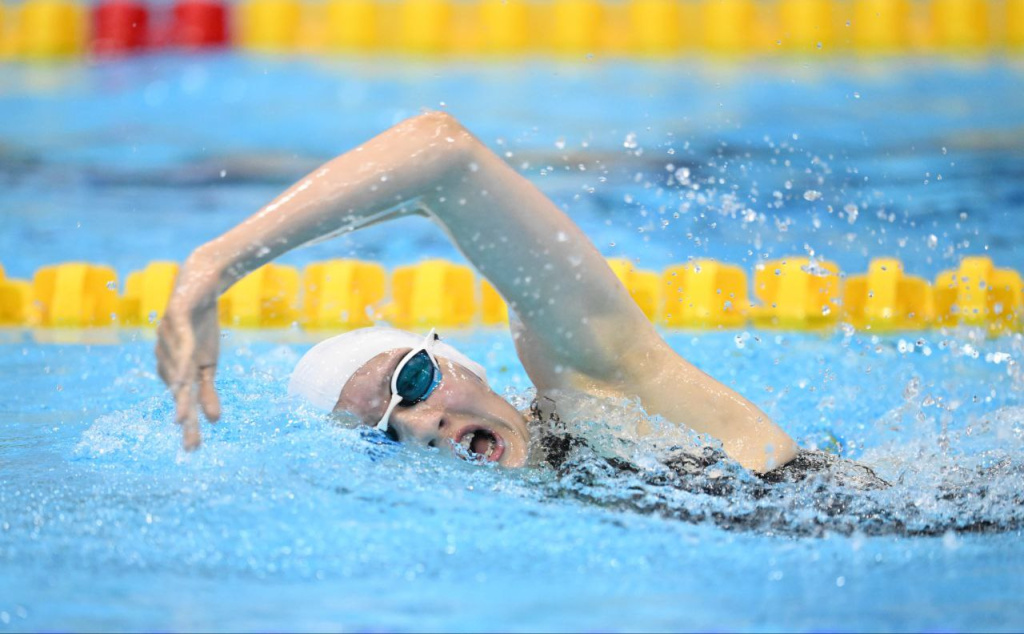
[156,111,800,474]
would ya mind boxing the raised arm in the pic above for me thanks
[157,111,797,472]
[158,112,644,444]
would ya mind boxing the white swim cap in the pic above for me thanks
[288,326,488,412]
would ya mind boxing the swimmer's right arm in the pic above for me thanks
[160,111,648,449]
[159,112,797,472]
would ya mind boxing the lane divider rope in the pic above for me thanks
[1,255,1020,335]
[1,0,1022,60]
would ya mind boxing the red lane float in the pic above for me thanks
[93,0,149,55]
[172,0,228,49]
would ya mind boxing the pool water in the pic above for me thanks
[2,55,1024,631]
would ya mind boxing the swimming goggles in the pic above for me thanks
[375,328,443,434]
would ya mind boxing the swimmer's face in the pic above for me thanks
[335,349,530,467]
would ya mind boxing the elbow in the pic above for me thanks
[413,110,468,137]
[408,111,479,166]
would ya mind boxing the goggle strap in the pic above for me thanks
[375,393,402,432]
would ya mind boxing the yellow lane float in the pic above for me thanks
[661,259,748,328]
[119,261,179,326]
[478,0,529,53]
[238,0,302,51]
[325,0,377,51]
[752,257,840,329]
[851,0,910,52]
[17,0,86,59]
[930,0,989,50]
[0,263,34,325]
[12,256,1024,335]
[219,263,300,327]
[843,258,933,331]
[934,256,1022,334]
[389,260,476,328]
[32,262,119,327]
[776,0,834,51]
[480,280,509,325]
[627,0,681,54]
[701,0,756,53]
[301,259,387,329]
[1010,0,1024,49]
[399,0,452,53]
[550,0,604,54]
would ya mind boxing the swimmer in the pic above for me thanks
[156,111,799,474]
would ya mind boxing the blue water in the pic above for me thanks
[2,55,1024,631]
[2,56,1024,278]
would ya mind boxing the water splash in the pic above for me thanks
[522,390,1024,538]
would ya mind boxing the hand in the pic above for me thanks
[155,254,223,450]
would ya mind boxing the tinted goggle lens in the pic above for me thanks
[395,350,440,405]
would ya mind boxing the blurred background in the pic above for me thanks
[2,0,1022,278]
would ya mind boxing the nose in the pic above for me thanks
[391,405,446,446]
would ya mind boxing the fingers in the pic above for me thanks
[155,329,175,389]
[155,315,188,390]
[198,364,221,423]
[174,381,201,451]
[160,316,202,450]
[170,365,219,452]
[155,298,223,452]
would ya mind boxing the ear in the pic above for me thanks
[333,350,398,423]
[335,371,387,425]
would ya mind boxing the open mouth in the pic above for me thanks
[453,426,505,463]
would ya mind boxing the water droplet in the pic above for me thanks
[734,333,748,349]
[803,190,822,201]
[844,203,859,224]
